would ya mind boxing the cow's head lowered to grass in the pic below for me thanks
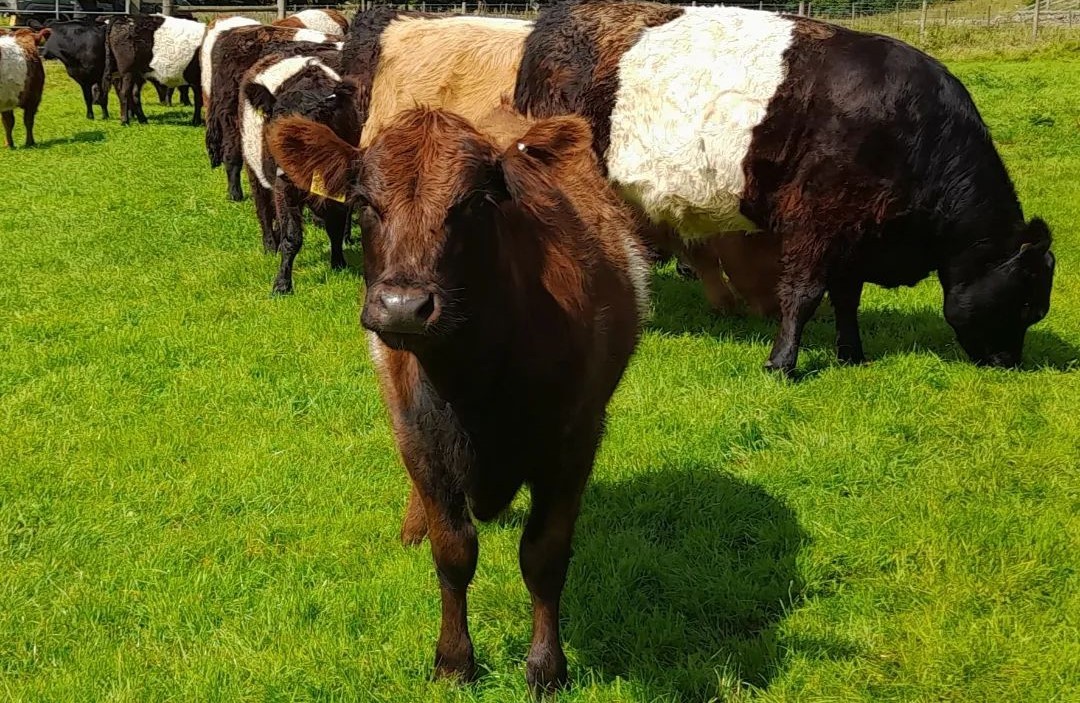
[268,106,602,351]
[943,218,1055,367]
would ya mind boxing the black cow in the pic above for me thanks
[33,18,111,120]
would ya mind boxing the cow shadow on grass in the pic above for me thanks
[648,268,1079,374]
[563,465,815,699]
[30,130,106,149]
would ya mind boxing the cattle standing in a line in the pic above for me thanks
[239,51,360,293]
[0,29,45,148]
[272,9,350,36]
[204,24,342,201]
[516,1,1055,373]
[269,106,647,692]
[102,13,205,127]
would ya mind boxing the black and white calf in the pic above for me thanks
[204,24,342,202]
[240,51,360,293]
[103,13,205,126]
[516,1,1056,373]
[0,29,45,148]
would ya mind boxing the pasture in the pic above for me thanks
[2,54,1079,702]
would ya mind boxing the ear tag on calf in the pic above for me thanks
[310,170,346,203]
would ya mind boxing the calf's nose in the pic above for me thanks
[371,288,436,334]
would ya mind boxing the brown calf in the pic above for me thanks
[0,29,45,148]
[269,107,646,691]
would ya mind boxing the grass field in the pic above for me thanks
[2,51,1079,702]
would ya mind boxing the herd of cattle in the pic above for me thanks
[1,0,1060,691]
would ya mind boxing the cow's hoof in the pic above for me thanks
[763,358,796,377]
[271,279,293,296]
[526,651,568,695]
[837,348,867,365]
[330,258,347,271]
[433,647,476,684]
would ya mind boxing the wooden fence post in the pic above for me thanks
[161,0,172,16]
[943,7,948,26]
[798,1,805,16]
[896,1,901,32]
[986,5,991,26]
[920,0,928,38]
[462,1,467,14]
[277,0,285,21]
[851,1,856,22]
[1033,0,1041,38]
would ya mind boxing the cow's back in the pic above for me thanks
[359,16,531,148]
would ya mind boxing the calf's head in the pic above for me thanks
[268,107,595,351]
[944,218,1055,367]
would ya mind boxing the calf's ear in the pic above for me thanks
[510,115,593,168]
[243,82,276,118]
[267,116,359,202]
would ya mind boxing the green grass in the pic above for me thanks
[2,55,1079,702]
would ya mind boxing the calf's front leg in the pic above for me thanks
[520,472,589,693]
[413,479,478,682]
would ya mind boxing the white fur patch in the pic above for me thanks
[241,56,341,189]
[201,16,260,99]
[147,15,206,88]
[288,9,346,36]
[607,7,793,240]
[0,36,29,111]
[294,29,332,44]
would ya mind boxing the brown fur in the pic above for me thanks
[269,106,645,692]
[1,29,45,148]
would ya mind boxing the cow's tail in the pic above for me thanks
[206,112,224,169]
[99,19,114,110]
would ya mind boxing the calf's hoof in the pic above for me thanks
[433,647,476,684]
[191,119,204,127]
[330,257,347,271]
[526,650,568,695]
[228,191,244,203]
[271,278,293,296]
[763,357,796,378]
[837,347,867,365]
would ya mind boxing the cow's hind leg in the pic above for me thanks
[80,82,96,120]
[323,203,349,271]
[22,103,37,147]
[2,111,14,149]
[828,275,865,364]
[190,84,203,127]
[271,181,304,294]
[765,229,830,376]
[249,173,278,253]
[133,81,148,124]
[179,85,192,106]
[226,158,244,202]
[118,74,132,125]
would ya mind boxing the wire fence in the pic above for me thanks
[4,0,1079,40]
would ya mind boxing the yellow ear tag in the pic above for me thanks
[310,170,345,203]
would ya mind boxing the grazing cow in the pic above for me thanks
[269,106,646,692]
[239,51,360,292]
[102,13,205,127]
[33,18,112,120]
[273,9,350,36]
[516,1,1055,373]
[204,24,342,201]
[0,29,45,148]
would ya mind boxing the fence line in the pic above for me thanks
[5,1,1078,39]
